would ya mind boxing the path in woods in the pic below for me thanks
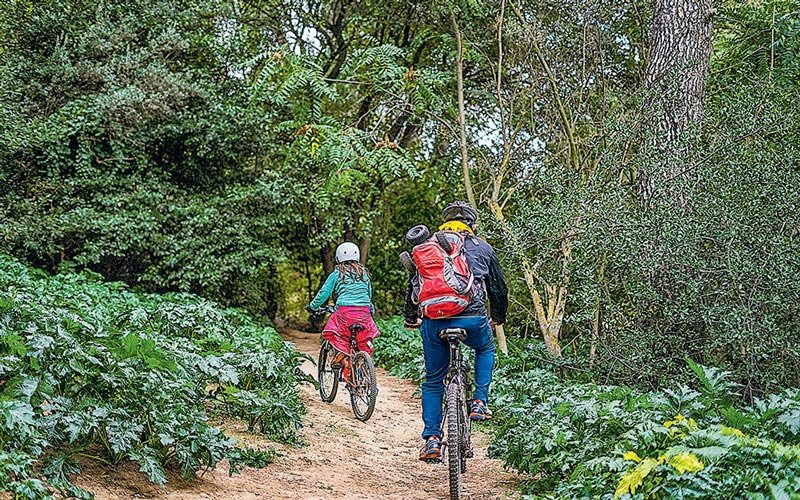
[76,330,521,499]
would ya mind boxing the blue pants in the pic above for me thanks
[420,316,495,438]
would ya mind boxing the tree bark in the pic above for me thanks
[640,0,714,193]
[359,237,371,266]
[321,245,335,275]
[645,0,713,142]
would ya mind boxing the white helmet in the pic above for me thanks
[335,242,360,263]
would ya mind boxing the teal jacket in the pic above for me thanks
[309,269,373,311]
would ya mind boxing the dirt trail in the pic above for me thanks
[76,330,521,499]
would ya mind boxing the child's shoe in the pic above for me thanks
[330,351,347,369]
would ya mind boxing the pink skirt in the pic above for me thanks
[323,305,380,355]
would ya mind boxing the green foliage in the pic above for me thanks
[489,343,800,497]
[248,41,436,238]
[244,30,455,316]
[1,0,460,320]
[0,254,305,496]
[373,316,425,383]
[499,80,800,394]
[0,0,292,319]
[372,325,800,497]
[226,447,276,477]
[713,0,800,87]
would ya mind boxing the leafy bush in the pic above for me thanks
[0,0,294,321]
[489,341,800,497]
[369,317,800,497]
[373,316,425,383]
[497,82,800,395]
[0,255,305,498]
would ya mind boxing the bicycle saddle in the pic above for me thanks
[349,323,365,334]
[438,328,467,342]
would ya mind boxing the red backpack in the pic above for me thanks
[411,231,475,319]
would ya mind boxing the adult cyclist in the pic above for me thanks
[404,201,509,461]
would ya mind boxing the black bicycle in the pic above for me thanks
[316,307,378,422]
[438,327,473,500]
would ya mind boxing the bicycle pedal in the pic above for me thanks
[466,449,474,458]
[423,457,443,464]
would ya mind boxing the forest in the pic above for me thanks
[1,0,799,498]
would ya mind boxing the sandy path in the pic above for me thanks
[76,330,521,499]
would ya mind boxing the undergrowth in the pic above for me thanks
[0,255,306,498]
[373,317,800,498]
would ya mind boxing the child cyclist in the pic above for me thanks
[307,242,380,376]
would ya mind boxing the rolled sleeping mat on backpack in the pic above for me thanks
[399,251,417,274]
[405,225,430,246]
[434,231,453,253]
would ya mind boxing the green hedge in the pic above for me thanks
[490,343,800,498]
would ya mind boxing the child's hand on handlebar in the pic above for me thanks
[306,305,334,318]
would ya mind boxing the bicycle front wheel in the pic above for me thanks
[350,351,378,422]
[446,381,462,499]
[318,340,339,403]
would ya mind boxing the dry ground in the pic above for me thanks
[75,330,521,499]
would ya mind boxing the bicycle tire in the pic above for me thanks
[350,351,378,422]
[460,394,470,473]
[318,341,339,403]
[446,381,462,499]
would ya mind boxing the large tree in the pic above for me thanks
[639,0,714,196]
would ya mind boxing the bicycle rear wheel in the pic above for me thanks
[460,396,471,473]
[318,340,338,403]
[350,351,378,421]
[446,381,462,499]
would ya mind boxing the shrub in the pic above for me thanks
[489,342,800,497]
[0,255,305,497]
[373,316,425,383]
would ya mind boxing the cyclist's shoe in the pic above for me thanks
[419,436,442,461]
[469,399,492,421]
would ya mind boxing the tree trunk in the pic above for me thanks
[310,245,336,332]
[590,256,606,368]
[645,0,713,143]
[359,237,371,266]
[321,245,335,275]
[640,0,714,193]
[451,14,477,208]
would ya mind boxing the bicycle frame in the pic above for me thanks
[437,328,474,499]
[438,331,473,448]
[349,324,363,355]
[444,338,471,396]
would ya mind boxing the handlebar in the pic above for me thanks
[308,305,336,317]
